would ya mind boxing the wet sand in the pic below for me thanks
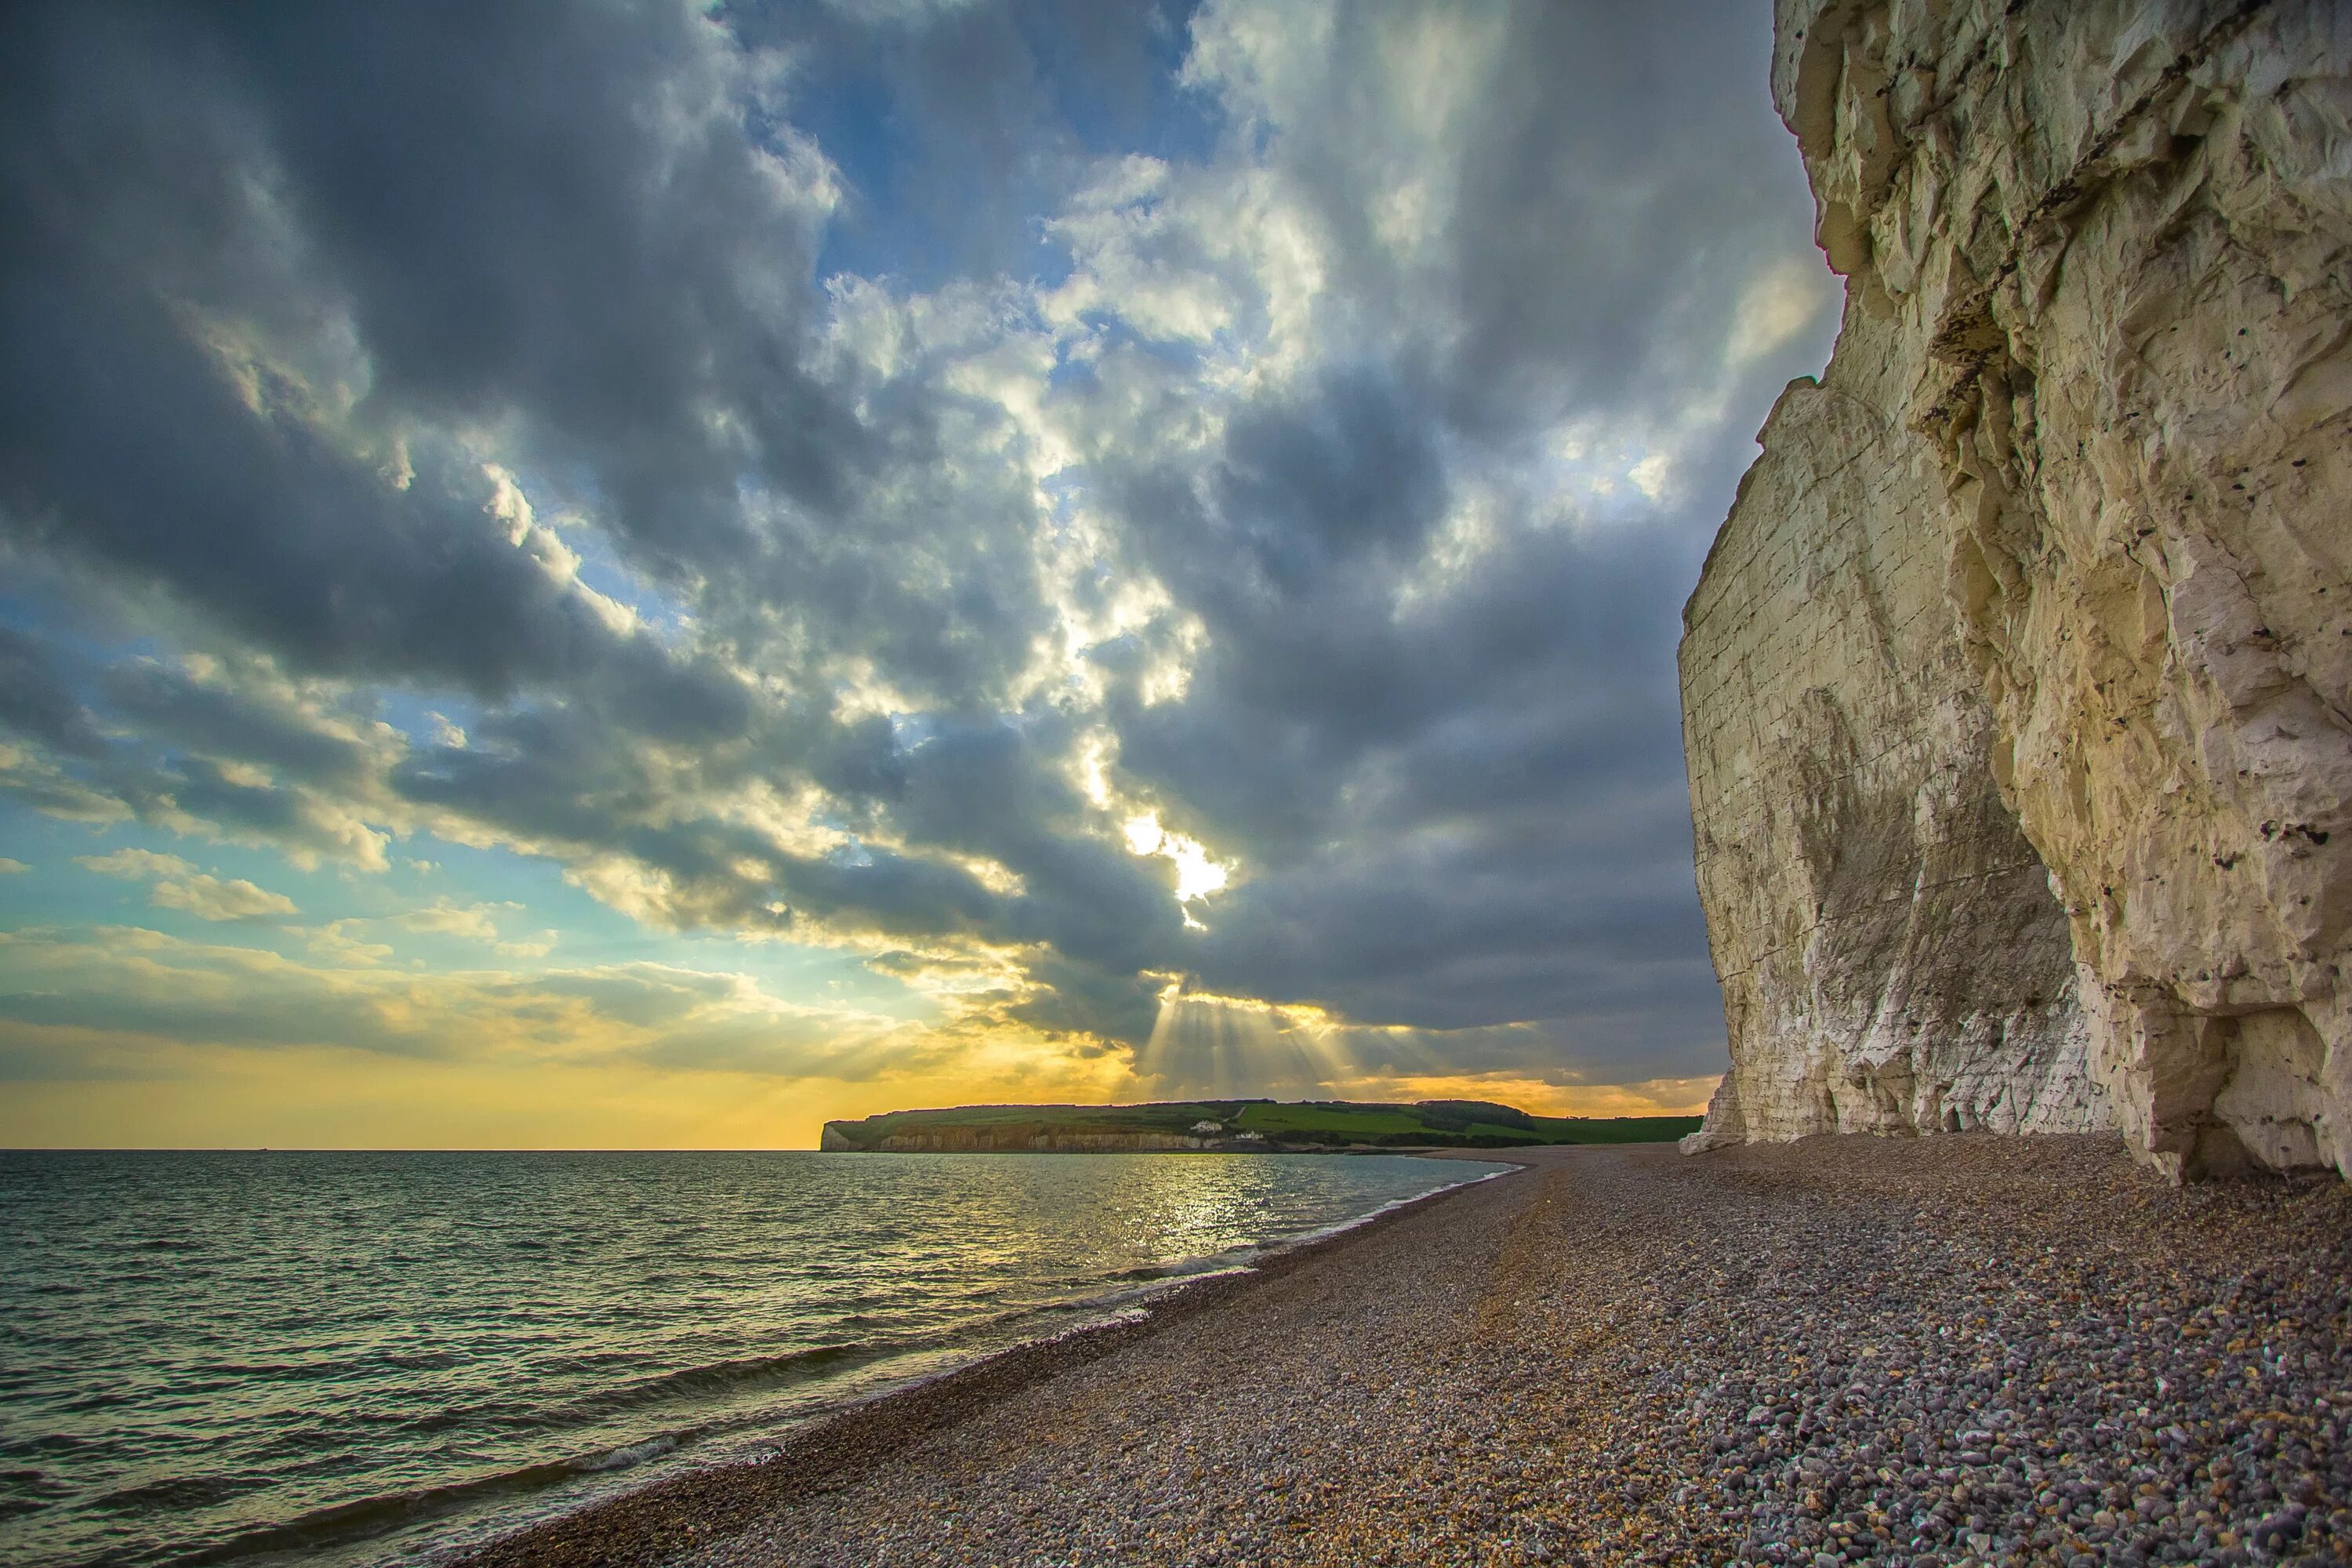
[456,1138,2352,1567]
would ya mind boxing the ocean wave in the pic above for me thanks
[5,1149,1507,1568]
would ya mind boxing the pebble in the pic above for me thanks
[459,1135,2352,1567]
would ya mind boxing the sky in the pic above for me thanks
[0,0,1838,1148]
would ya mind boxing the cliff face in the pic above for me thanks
[1685,0,2352,1179]
[1681,311,2107,1150]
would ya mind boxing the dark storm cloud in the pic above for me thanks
[216,1,869,564]
[0,0,845,701]
[886,715,1185,965]
[0,626,111,760]
[1092,421,1740,1035]
[4,296,712,710]
[1203,368,1449,601]
[1209,0,1816,441]
[1051,0,1833,1066]
[0,0,1836,1088]
[1091,372,1812,1062]
[101,662,379,789]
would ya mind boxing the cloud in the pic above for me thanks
[391,900,505,944]
[75,849,195,880]
[0,921,1710,1136]
[0,0,1838,1111]
[147,876,299,923]
[74,848,300,921]
[389,898,555,957]
[0,858,27,875]
[0,924,927,1080]
[304,920,394,967]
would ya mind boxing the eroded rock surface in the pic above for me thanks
[1684,0,2352,1178]
[1682,309,2107,1152]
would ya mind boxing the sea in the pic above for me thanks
[0,1149,1508,1567]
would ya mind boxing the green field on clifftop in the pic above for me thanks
[820,1098,1700,1151]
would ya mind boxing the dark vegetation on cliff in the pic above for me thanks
[820,1099,1700,1152]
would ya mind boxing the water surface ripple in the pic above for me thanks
[0,1149,1502,1566]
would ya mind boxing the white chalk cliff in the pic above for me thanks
[1682,0,2352,1180]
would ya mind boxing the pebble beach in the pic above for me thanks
[458,1136,2352,1567]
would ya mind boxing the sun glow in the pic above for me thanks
[1121,813,1231,925]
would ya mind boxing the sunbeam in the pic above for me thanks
[1138,979,1396,1099]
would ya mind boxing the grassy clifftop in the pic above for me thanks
[819,1098,1700,1152]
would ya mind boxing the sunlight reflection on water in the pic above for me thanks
[0,1149,1503,1568]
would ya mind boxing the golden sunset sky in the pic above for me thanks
[0,0,1831,1146]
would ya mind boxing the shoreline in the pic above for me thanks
[447,1150,1525,1568]
[452,1137,2352,1567]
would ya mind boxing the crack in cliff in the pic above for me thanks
[1987,0,2273,294]
[1914,0,2278,430]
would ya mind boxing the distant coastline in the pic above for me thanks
[818,1098,1700,1153]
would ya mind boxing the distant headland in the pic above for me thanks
[818,1098,1700,1153]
